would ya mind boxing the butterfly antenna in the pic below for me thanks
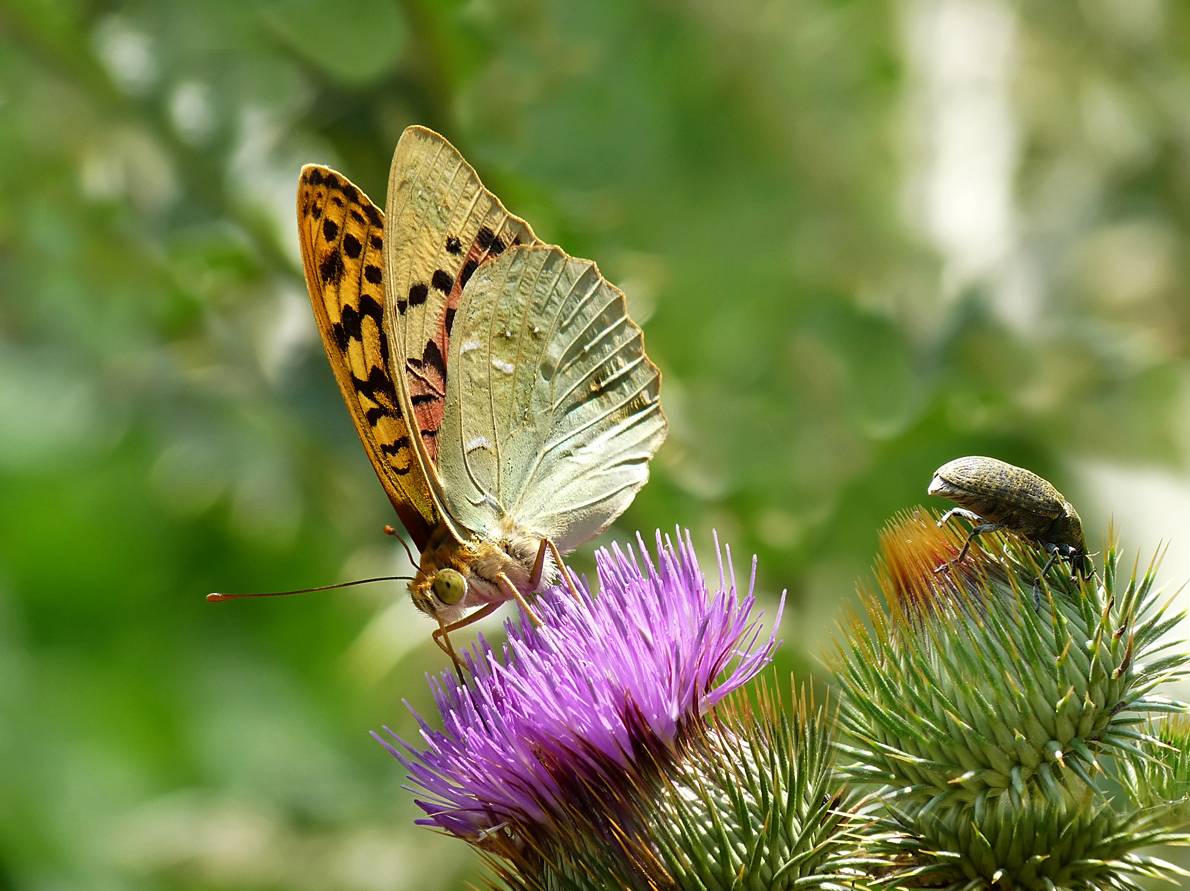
[207,575,413,602]
[384,525,418,567]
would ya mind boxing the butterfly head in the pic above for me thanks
[409,567,469,623]
[431,568,467,607]
[410,534,540,623]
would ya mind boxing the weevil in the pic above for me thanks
[927,456,1092,599]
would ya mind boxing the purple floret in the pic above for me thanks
[376,530,783,837]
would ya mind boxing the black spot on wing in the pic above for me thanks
[444,308,456,335]
[489,235,506,255]
[421,341,446,377]
[365,204,382,227]
[408,284,428,307]
[331,323,349,352]
[358,294,383,325]
[371,235,383,250]
[339,308,362,342]
[366,405,402,426]
[343,233,362,259]
[380,439,413,468]
[320,251,345,285]
[322,218,339,242]
[364,265,382,285]
[446,236,462,255]
[353,366,398,404]
[305,168,325,186]
[476,226,495,250]
[431,270,453,293]
[350,210,365,225]
[459,259,479,290]
[338,294,383,342]
[411,393,439,406]
[397,299,408,314]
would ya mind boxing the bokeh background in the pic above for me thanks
[2,0,1190,887]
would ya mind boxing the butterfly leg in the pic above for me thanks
[496,573,544,627]
[529,538,582,603]
[433,601,504,680]
[433,622,466,684]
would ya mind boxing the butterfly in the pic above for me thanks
[294,126,667,655]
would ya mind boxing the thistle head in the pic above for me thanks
[831,509,1190,889]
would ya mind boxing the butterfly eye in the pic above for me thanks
[432,568,467,605]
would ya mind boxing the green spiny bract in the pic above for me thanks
[1116,714,1190,831]
[484,686,861,891]
[831,510,1189,890]
[862,790,1186,891]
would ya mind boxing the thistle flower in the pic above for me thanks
[378,532,856,890]
[832,509,1190,890]
[381,530,778,832]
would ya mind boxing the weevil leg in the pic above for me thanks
[934,519,1005,576]
[1032,549,1061,610]
[1070,550,1097,585]
[954,523,1005,564]
[497,572,543,627]
[938,507,984,527]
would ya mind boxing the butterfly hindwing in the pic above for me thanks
[297,165,437,549]
[383,127,542,479]
[298,127,665,605]
[437,245,667,552]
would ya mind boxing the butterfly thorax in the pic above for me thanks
[409,519,558,624]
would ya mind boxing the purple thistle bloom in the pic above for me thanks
[376,530,783,839]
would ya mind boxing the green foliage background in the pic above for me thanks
[0,0,1188,887]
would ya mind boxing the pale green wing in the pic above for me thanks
[436,245,666,552]
[382,126,540,499]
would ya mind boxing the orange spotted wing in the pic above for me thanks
[296,165,437,549]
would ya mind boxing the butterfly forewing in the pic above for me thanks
[292,127,666,627]
[297,165,437,549]
[383,127,542,477]
[438,245,667,552]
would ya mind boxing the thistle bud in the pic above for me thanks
[831,509,1190,888]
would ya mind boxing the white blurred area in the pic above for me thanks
[1077,458,1190,701]
[901,0,1025,321]
[903,0,1190,690]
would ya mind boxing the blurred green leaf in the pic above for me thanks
[1,0,1189,887]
